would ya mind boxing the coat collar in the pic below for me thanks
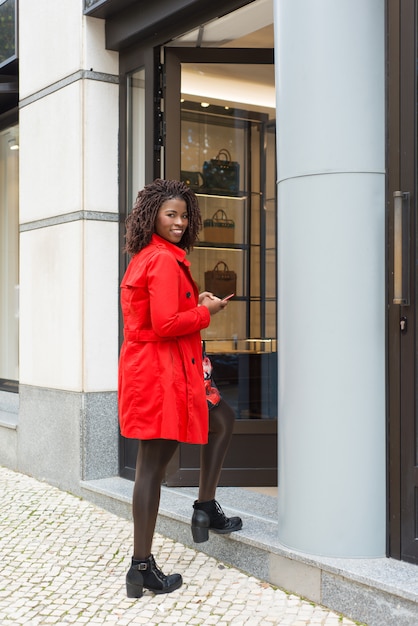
[150,233,191,267]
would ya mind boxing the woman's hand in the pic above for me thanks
[198,291,213,305]
[199,291,228,315]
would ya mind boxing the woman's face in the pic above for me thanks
[155,197,188,245]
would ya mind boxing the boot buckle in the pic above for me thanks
[137,562,148,571]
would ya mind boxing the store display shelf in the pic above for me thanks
[196,191,248,200]
[195,242,248,250]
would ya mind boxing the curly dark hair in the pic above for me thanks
[124,179,202,255]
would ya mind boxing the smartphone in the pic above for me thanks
[221,293,235,302]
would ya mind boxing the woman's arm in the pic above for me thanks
[148,251,211,337]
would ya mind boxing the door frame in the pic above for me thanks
[163,47,274,180]
[387,0,418,562]
[118,46,161,480]
[118,44,278,486]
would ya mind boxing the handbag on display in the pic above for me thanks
[180,170,205,192]
[203,209,235,244]
[202,149,240,196]
[204,261,237,299]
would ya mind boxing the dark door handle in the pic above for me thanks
[393,191,410,305]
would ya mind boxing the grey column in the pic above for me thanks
[274,0,386,556]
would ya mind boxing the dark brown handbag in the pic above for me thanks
[204,261,237,298]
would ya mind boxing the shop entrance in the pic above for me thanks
[387,0,418,563]
[118,3,278,487]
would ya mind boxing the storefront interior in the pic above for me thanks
[120,0,279,486]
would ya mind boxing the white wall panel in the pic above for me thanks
[83,16,119,76]
[19,83,83,223]
[19,222,83,391]
[83,220,119,391]
[19,1,118,99]
[83,80,119,213]
[19,0,83,98]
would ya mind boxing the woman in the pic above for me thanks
[118,179,242,599]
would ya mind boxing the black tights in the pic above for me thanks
[132,438,178,560]
[132,399,235,559]
[198,399,235,501]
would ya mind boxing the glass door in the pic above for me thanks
[387,0,418,563]
[164,47,277,487]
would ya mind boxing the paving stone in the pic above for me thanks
[0,466,365,625]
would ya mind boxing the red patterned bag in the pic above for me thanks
[202,353,221,410]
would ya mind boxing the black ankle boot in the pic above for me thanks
[126,554,183,598]
[191,499,243,543]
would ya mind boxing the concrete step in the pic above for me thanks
[80,476,418,626]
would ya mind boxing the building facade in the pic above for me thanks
[0,0,417,583]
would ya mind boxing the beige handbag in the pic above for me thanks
[203,209,235,244]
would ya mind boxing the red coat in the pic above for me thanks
[118,234,211,444]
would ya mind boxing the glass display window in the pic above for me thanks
[0,124,19,386]
[179,97,277,420]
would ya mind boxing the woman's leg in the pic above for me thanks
[198,399,235,502]
[133,438,178,560]
[127,438,182,597]
[192,399,242,543]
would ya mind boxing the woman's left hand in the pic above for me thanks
[199,291,215,305]
[199,292,228,315]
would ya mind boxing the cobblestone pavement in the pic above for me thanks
[0,467,364,625]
